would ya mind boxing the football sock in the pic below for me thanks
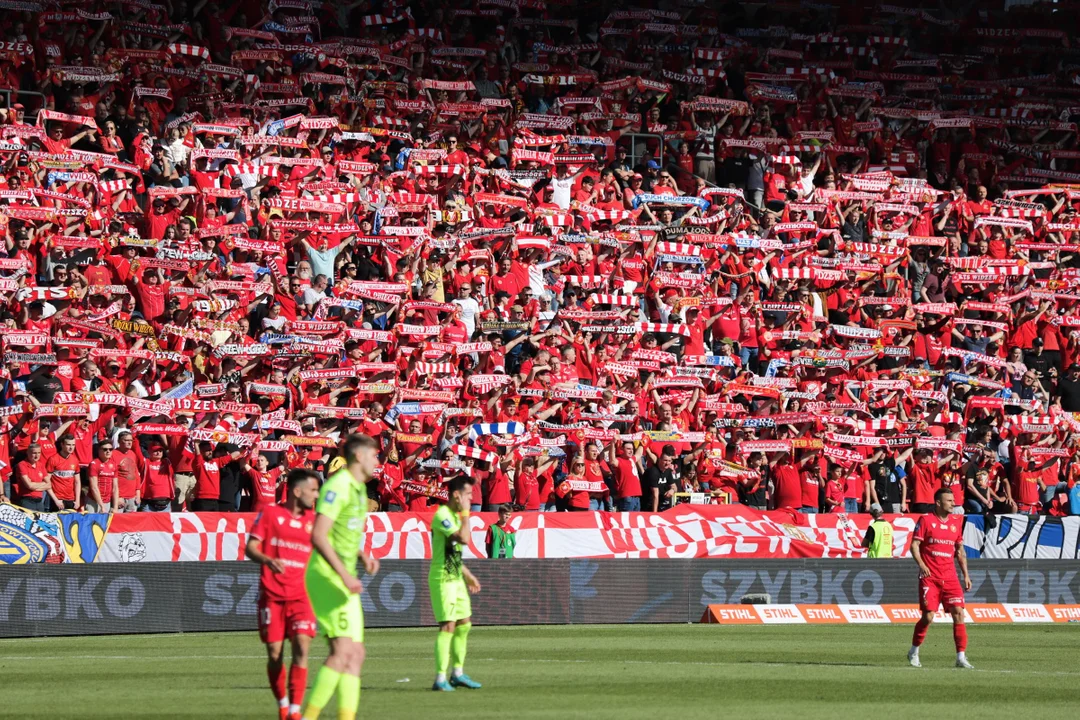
[268,660,287,701]
[337,673,360,720]
[953,623,968,653]
[289,663,308,714]
[912,618,930,648]
[302,666,341,720]
[451,622,471,676]
[436,630,453,676]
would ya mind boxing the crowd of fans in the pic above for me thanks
[2,0,1080,518]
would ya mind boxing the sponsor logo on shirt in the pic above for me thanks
[324,491,336,503]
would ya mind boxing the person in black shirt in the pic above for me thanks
[216,444,244,512]
[1024,338,1054,380]
[718,148,751,189]
[26,364,65,405]
[840,205,869,242]
[1057,364,1080,411]
[738,452,768,509]
[869,450,908,514]
[642,447,677,512]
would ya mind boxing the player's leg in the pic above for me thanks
[287,610,315,720]
[331,637,364,720]
[304,635,361,720]
[265,641,289,720]
[259,597,289,718]
[304,573,355,720]
[449,582,481,689]
[434,620,456,691]
[430,580,457,691]
[909,579,939,667]
[944,582,973,669]
[336,595,365,720]
[951,607,972,669]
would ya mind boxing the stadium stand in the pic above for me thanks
[1,0,1080,518]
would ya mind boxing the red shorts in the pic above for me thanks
[918,575,965,614]
[257,595,317,644]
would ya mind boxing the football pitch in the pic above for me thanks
[3,624,1079,719]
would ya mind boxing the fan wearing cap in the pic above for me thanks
[622,172,646,209]
[145,194,188,240]
[140,442,176,512]
[0,102,26,126]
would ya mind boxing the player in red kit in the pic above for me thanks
[908,488,974,669]
[246,469,321,720]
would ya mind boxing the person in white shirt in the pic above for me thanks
[549,165,585,209]
[797,152,823,200]
[452,283,482,338]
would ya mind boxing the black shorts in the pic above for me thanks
[911,503,935,514]
[190,499,219,512]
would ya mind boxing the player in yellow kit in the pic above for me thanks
[302,435,380,720]
[430,475,483,692]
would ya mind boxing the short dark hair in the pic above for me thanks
[287,468,319,492]
[448,475,476,495]
[934,488,952,503]
[341,433,377,462]
[499,503,513,514]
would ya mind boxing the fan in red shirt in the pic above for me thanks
[908,488,973,670]
[45,436,81,510]
[1012,457,1047,515]
[248,455,286,513]
[245,469,320,720]
[88,442,120,514]
[140,443,176,512]
[908,451,943,514]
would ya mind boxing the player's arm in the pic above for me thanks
[461,563,482,594]
[357,545,379,577]
[860,525,874,549]
[311,513,363,593]
[910,535,931,578]
[955,537,972,591]
[245,530,285,574]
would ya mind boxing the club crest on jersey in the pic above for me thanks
[324,491,337,503]
[441,518,453,529]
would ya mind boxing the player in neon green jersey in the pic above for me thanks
[302,435,380,720]
[429,474,483,692]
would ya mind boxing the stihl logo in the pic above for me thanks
[847,607,886,620]
[761,607,800,620]
[1051,607,1080,620]
[972,607,1006,620]
[804,608,841,621]
[887,608,922,621]
[1014,607,1044,619]
[718,609,755,620]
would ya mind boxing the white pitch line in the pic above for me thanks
[2,654,1078,678]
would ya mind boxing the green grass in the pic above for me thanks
[2,624,1079,719]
